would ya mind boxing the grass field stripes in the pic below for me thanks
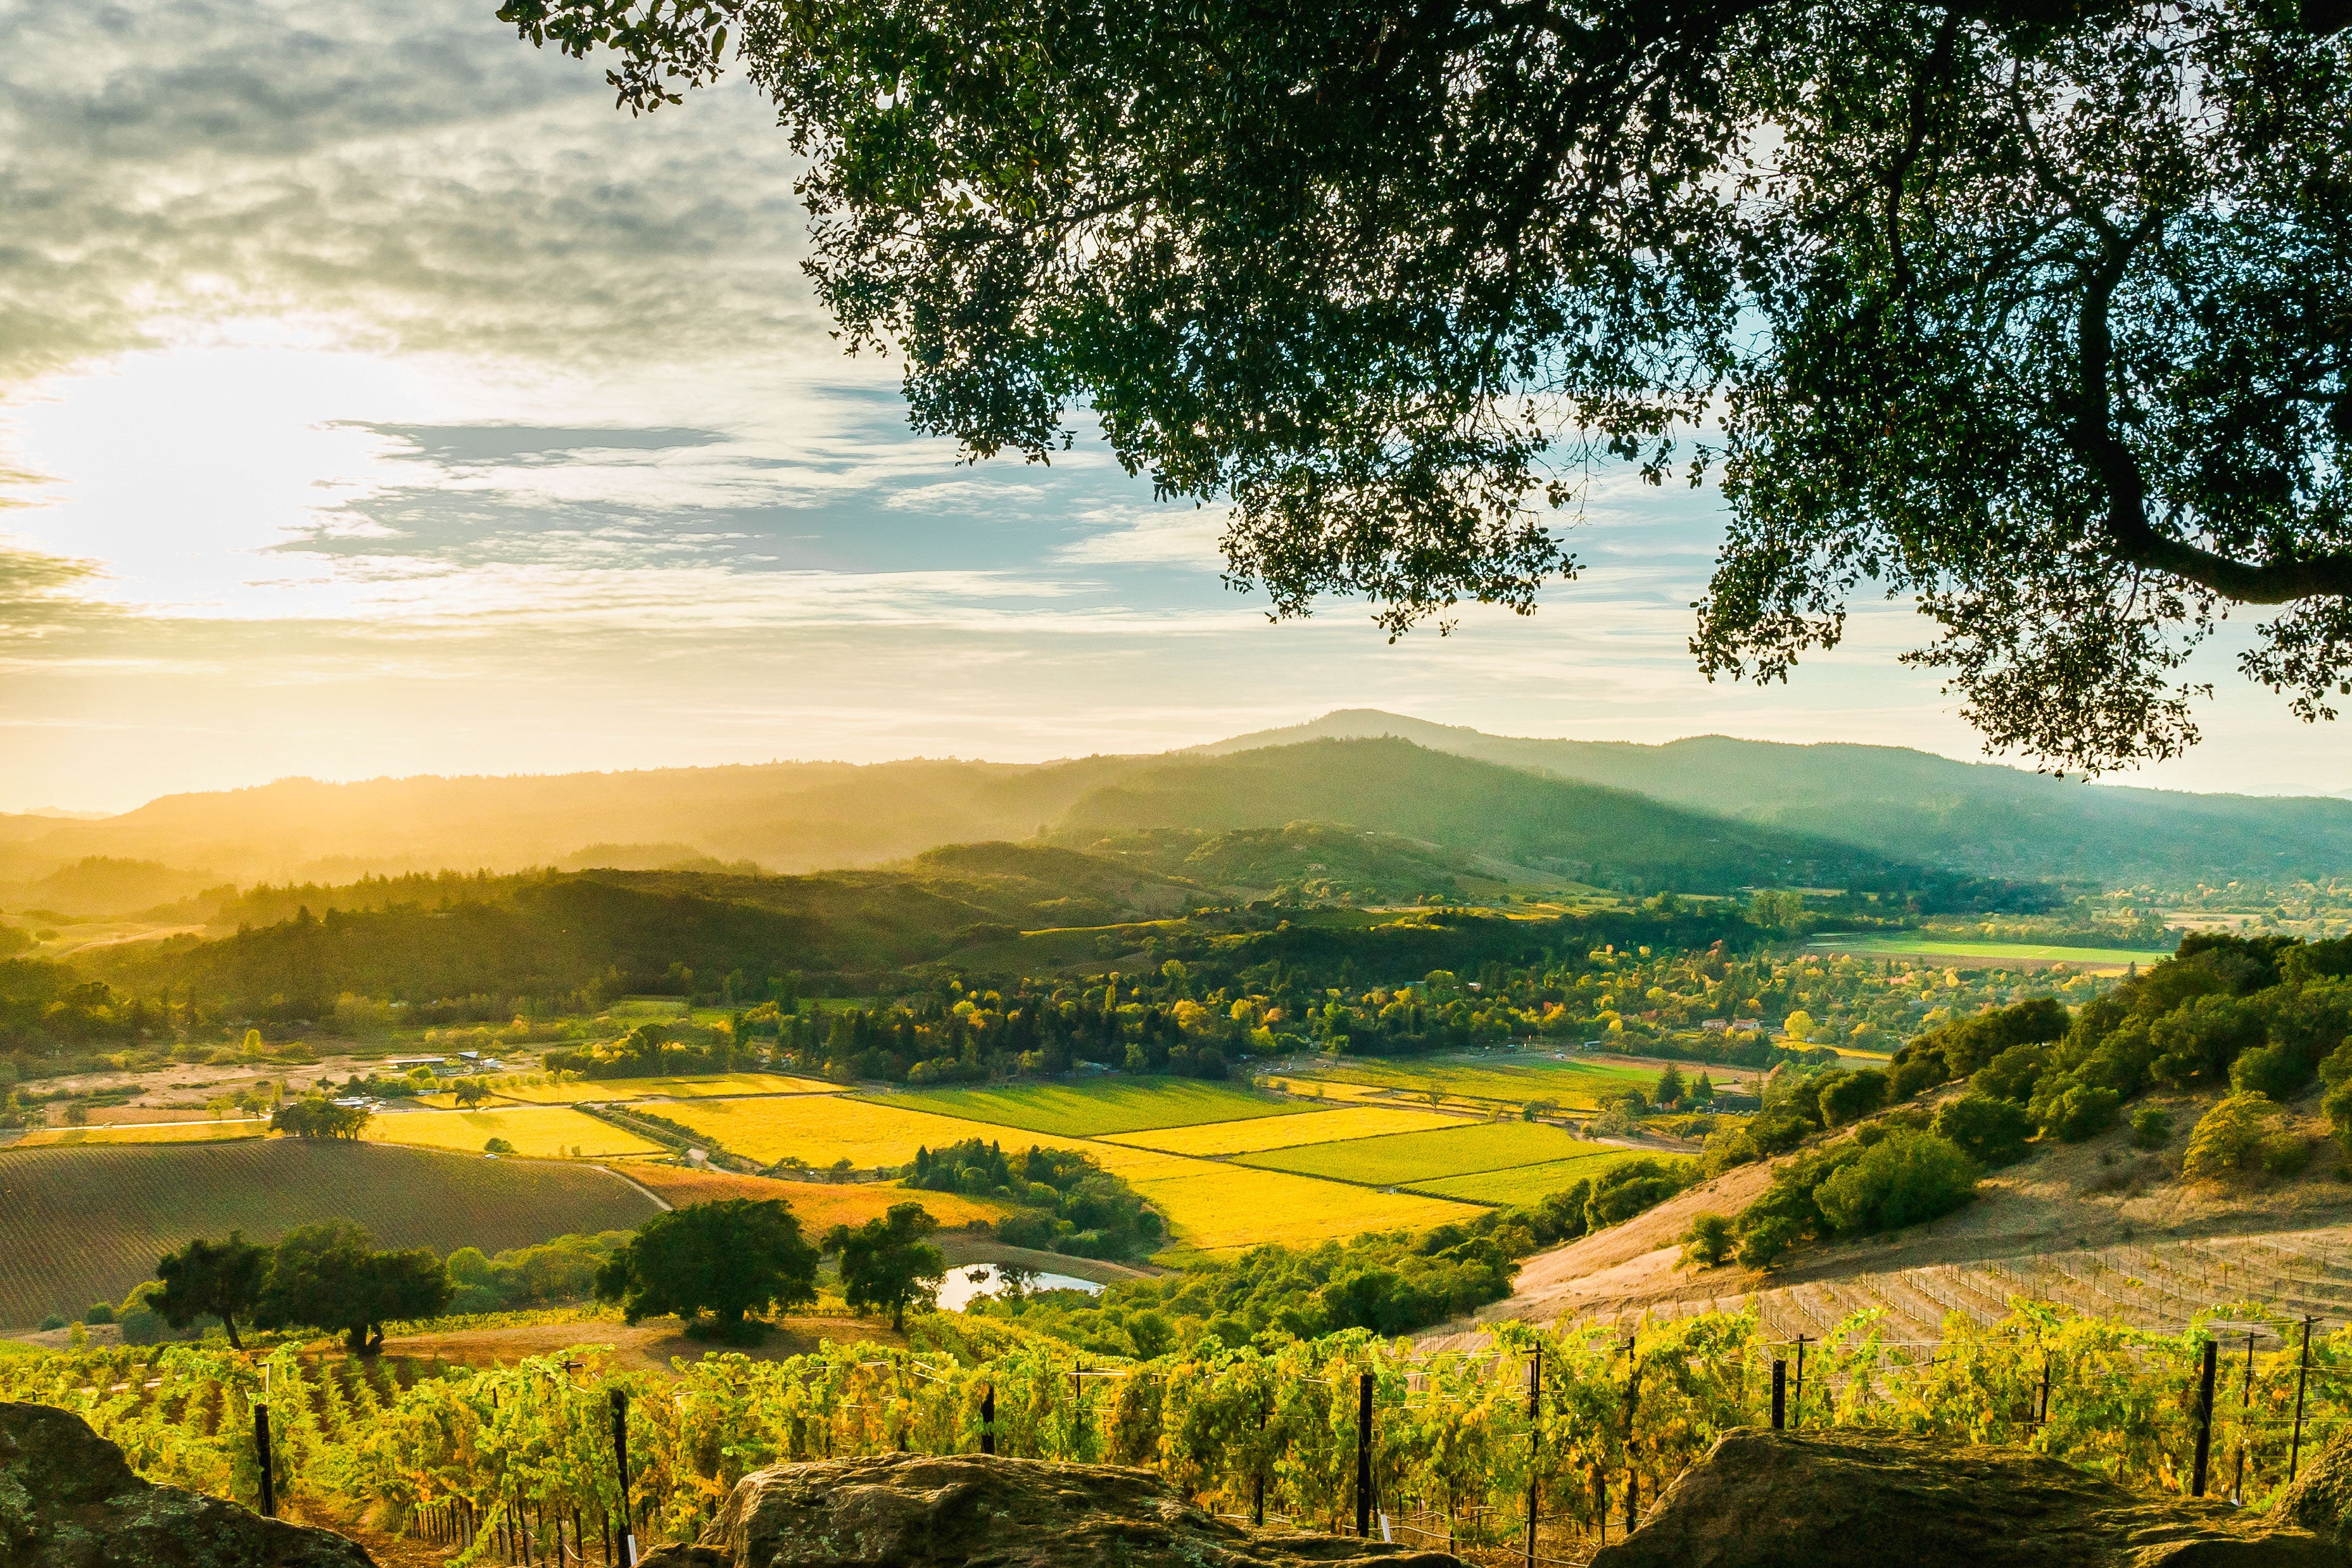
[466,1072,840,1106]
[657,1095,1017,1169]
[1073,1142,1481,1255]
[9,1121,269,1148]
[0,1141,661,1329]
[1273,1053,1657,1111]
[1233,1120,1612,1187]
[1805,935,2170,966]
[364,1105,665,1159]
[1094,1104,1462,1156]
[1401,1149,1644,1205]
[861,1079,1319,1137]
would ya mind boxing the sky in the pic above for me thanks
[1,0,2346,814]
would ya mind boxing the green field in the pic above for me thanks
[1806,935,2171,966]
[0,1141,662,1330]
[864,1079,1320,1137]
[1235,1120,1612,1186]
[1274,1053,1656,1110]
[1405,1151,1643,1204]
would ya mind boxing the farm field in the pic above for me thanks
[364,1106,664,1159]
[1096,1103,1460,1156]
[657,1094,1006,1168]
[620,1164,1009,1229]
[1273,1053,1657,1110]
[1405,1151,1641,1205]
[9,1120,267,1148]
[0,1141,661,1329]
[1236,1120,1610,1187]
[475,1072,838,1106]
[1805,934,2170,967]
[1075,1142,1479,1256]
[864,1078,1318,1137]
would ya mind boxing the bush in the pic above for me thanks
[1933,1094,2035,1168]
[2262,1134,2312,1179]
[1971,1042,2047,1105]
[1816,1069,1890,1128]
[2182,1093,2277,1180]
[2130,1106,2173,1149]
[2230,1042,2313,1103]
[1681,1211,1733,1268]
[1815,1131,1978,1236]
[37,1314,65,1331]
[2042,1084,2123,1142]
[483,1137,517,1154]
[1734,1214,1801,1269]
[82,1301,115,1325]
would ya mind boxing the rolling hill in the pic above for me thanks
[1198,712,2352,886]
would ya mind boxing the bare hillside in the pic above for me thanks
[1425,1083,2352,1350]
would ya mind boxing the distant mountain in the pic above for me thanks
[1194,712,2352,886]
[1053,738,2025,902]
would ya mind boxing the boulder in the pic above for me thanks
[1588,1428,2344,1568]
[638,1453,1461,1568]
[1,1400,374,1568]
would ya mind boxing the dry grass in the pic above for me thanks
[11,1121,267,1148]
[620,1164,1008,1229]
[657,1095,1007,1168]
[1096,1104,1460,1156]
[364,1106,664,1159]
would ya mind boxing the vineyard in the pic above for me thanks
[9,1294,2352,1568]
[1551,1225,2352,1350]
[0,1142,662,1329]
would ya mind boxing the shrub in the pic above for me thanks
[2130,1107,2173,1149]
[2042,1084,2123,1142]
[38,1313,65,1332]
[2182,1093,2277,1180]
[484,1137,517,1154]
[1971,1042,2047,1105]
[1816,1069,1890,1128]
[1815,1131,1978,1236]
[1734,1214,1802,1269]
[1933,1094,2035,1168]
[2230,1042,2313,1103]
[1681,1212,1733,1268]
[82,1301,115,1325]
[2262,1134,2312,1179]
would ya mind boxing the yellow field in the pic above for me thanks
[1096,1104,1462,1156]
[1075,1142,1479,1255]
[363,1106,663,1159]
[427,1072,837,1108]
[657,1095,1008,1168]
[1260,1077,1396,1104]
[9,1121,267,1149]
[621,1164,1010,1229]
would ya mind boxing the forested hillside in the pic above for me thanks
[1054,739,2037,905]
[1204,712,2352,886]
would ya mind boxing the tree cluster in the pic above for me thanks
[906,1139,1163,1260]
[153,1222,452,1355]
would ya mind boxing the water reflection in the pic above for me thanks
[935,1263,1107,1312]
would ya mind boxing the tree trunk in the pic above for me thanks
[223,1316,244,1351]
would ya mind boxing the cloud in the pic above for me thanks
[1055,503,1232,567]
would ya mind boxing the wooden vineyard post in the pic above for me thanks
[253,1403,275,1518]
[1792,1336,1808,1431]
[1254,1393,1268,1529]
[2292,1317,2317,1483]
[612,1388,636,1568]
[2234,1331,2257,1504]
[1771,1362,1786,1431]
[982,1385,996,1456]
[2192,1340,2218,1498]
[1524,1347,1541,1568]
[2039,1355,2052,1426]
[1356,1372,1374,1539]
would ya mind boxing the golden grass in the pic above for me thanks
[1096,1104,1462,1156]
[656,1096,1009,1168]
[425,1072,837,1108]
[1236,1120,1607,1185]
[1074,1142,1479,1255]
[10,1121,267,1148]
[618,1164,1008,1229]
[363,1106,663,1159]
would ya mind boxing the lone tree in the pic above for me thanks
[825,1201,946,1332]
[595,1198,819,1339]
[253,1221,453,1355]
[503,0,2352,774]
[272,1097,370,1140]
[152,1232,269,1350]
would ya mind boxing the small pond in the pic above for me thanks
[934,1263,1107,1312]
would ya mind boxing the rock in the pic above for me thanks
[1588,1428,2344,1568]
[1,1401,374,1568]
[638,1453,1462,1568]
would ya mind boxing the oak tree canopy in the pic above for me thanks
[502,0,2352,771]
